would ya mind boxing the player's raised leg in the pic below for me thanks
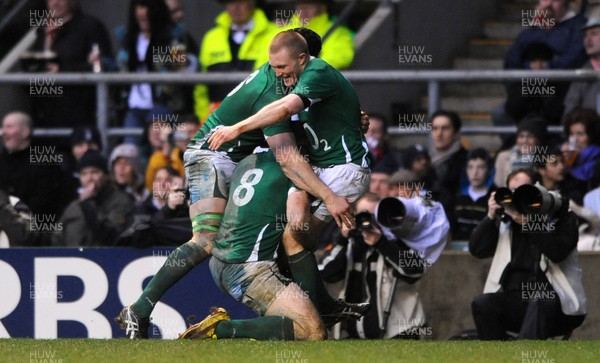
[115,149,235,339]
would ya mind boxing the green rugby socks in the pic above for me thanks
[131,241,209,318]
[215,316,294,340]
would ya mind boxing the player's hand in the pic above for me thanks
[325,194,354,229]
[360,111,370,134]
[207,126,240,150]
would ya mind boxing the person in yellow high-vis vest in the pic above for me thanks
[194,0,278,123]
[279,0,354,70]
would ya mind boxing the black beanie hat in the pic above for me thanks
[78,149,108,173]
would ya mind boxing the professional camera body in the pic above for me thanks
[494,183,567,219]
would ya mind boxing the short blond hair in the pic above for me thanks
[269,30,309,58]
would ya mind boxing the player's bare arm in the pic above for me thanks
[267,132,354,229]
[208,94,305,150]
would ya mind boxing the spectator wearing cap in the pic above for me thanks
[193,0,278,122]
[61,126,104,205]
[144,121,185,192]
[71,126,102,162]
[110,143,148,203]
[0,112,65,217]
[402,144,435,193]
[52,150,133,246]
[364,113,401,172]
[430,110,468,221]
[280,0,355,69]
[494,115,547,188]
[454,148,495,241]
[563,17,600,116]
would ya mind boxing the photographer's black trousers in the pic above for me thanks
[471,290,585,340]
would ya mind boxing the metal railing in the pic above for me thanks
[1,69,599,148]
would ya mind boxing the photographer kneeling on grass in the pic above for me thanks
[319,170,449,339]
[470,168,586,340]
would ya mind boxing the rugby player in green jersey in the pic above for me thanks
[208,31,370,319]
[179,150,324,340]
[116,28,367,339]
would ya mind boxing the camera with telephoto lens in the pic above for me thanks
[494,183,567,219]
[512,183,567,217]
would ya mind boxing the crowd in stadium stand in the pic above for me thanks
[1,0,599,340]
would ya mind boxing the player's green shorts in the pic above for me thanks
[209,257,292,315]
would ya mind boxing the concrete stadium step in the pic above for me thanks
[484,21,522,39]
[422,96,504,114]
[497,1,539,22]
[468,38,513,59]
[443,83,506,97]
[453,57,504,70]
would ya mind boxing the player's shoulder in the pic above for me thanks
[303,58,341,80]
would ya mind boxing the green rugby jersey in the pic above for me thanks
[189,64,291,162]
[212,150,291,263]
[291,58,369,168]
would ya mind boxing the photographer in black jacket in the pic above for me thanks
[470,168,586,340]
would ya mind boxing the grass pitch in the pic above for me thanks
[2,339,598,363]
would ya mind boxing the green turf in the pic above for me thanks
[1,339,598,363]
